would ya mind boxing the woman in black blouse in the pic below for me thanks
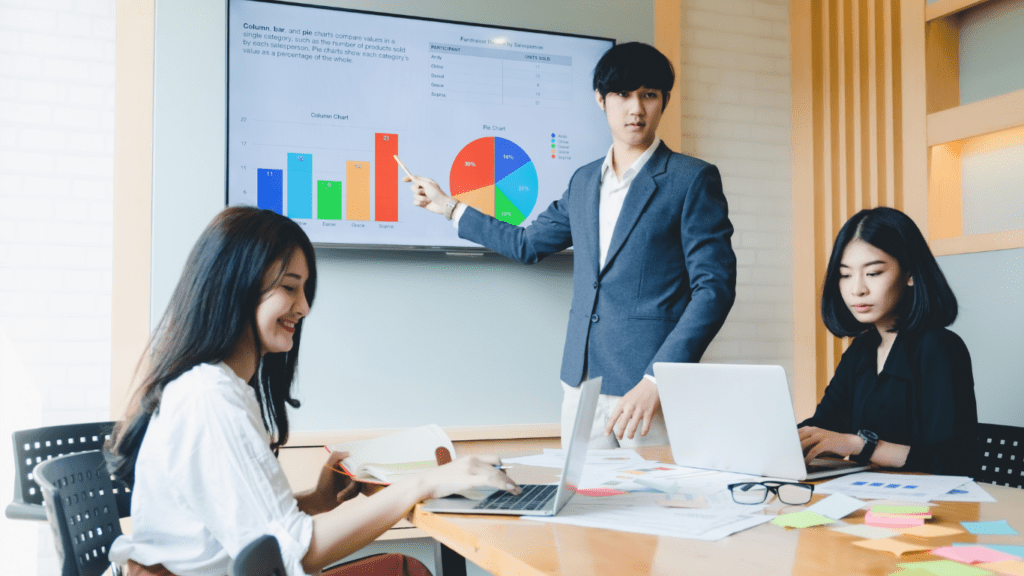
[798,207,978,476]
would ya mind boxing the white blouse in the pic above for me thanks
[109,363,314,576]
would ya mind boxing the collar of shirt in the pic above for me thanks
[855,328,914,381]
[600,137,661,187]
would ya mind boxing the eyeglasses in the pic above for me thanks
[727,481,814,505]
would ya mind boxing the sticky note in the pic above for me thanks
[808,493,865,520]
[852,538,932,556]
[866,510,927,528]
[962,520,1019,536]
[954,545,1024,558]
[895,560,994,576]
[932,546,1021,564]
[977,559,1024,576]
[831,523,900,539]
[874,505,931,515]
[899,524,965,538]
[771,510,835,529]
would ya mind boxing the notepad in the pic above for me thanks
[874,505,931,515]
[865,510,927,528]
[771,510,834,529]
[962,520,1019,536]
[852,538,932,556]
[932,546,1022,564]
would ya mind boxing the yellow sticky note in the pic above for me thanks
[852,538,933,557]
[771,510,834,529]
[899,524,965,538]
[977,560,1024,576]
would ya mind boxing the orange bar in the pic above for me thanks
[375,133,398,222]
[346,160,371,221]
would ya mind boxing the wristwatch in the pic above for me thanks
[853,429,879,464]
[444,198,460,220]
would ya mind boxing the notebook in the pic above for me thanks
[420,376,602,516]
[654,363,869,481]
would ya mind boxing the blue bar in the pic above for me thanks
[257,169,283,214]
[287,153,313,219]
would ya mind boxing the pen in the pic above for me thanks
[393,155,415,180]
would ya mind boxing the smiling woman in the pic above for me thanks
[798,207,978,476]
[103,206,519,576]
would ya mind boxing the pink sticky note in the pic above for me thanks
[864,510,926,528]
[931,546,1022,564]
[574,487,627,497]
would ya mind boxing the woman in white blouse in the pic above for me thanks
[106,206,519,576]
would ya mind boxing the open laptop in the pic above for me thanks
[421,376,602,516]
[654,363,869,481]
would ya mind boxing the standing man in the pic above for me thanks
[408,42,736,448]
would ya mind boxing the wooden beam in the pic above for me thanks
[930,229,1024,256]
[926,0,993,21]
[654,0,683,153]
[927,89,1024,146]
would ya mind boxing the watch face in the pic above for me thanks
[861,430,879,443]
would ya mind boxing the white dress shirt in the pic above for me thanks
[109,363,315,576]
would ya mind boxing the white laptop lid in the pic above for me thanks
[420,376,601,515]
[654,363,811,481]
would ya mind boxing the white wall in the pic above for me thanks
[0,0,116,573]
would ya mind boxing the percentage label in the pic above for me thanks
[465,161,476,167]
[501,212,512,217]
[519,186,530,192]
[503,155,514,160]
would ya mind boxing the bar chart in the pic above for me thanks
[255,133,399,222]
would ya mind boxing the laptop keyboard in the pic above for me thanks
[473,484,557,511]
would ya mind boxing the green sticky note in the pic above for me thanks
[872,505,931,515]
[895,560,993,576]
[771,510,834,529]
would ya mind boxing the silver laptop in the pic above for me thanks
[421,376,602,516]
[654,363,868,481]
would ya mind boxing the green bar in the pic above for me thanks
[317,180,342,220]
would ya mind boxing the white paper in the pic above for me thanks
[814,472,972,503]
[806,493,866,520]
[525,493,773,541]
[934,481,997,503]
[501,448,647,469]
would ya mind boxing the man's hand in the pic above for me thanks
[798,426,865,464]
[604,378,661,441]
[404,175,450,215]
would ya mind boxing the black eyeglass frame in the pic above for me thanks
[727,481,815,505]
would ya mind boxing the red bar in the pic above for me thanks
[374,133,399,222]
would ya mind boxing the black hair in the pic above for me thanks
[821,206,957,337]
[106,206,317,486]
[593,42,675,109]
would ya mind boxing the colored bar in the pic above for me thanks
[317,180,342,220]
[257,169,283,214]
[374,133,399,222]
[346,160,371,221]
[287,153,313,219]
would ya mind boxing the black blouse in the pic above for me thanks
[799,327,979,476]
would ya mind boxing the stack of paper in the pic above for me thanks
[865,505,932,528]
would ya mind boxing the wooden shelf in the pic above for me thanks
[285,423,560,447]
[927,88,1024,146]
[926,0,993,21]
[930,229,1024,256]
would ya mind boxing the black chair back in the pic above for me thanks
[977,423,1024,489]
[231,535,287,576]
[34,450,124,576]
[7,422,131,521]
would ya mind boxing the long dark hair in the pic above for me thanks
[107,206,317,486]
[821,206,957,337]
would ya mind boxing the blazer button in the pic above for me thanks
[593,281,599,289]
[591,314,599,323]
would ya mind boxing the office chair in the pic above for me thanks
[231,535,287,576]
[34,450,124,576]
[7,421,131,521]
[977,423,1024,489]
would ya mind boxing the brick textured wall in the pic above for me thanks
[0,0,116,573]
[674,0,794,378]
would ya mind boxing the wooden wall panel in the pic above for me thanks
[791,0,918,406]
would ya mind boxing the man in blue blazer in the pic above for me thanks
[408,43,736,447]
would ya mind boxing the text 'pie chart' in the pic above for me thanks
[449,137,539,225]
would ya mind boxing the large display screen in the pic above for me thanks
[227,0,614,249]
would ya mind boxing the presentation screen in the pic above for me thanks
[227,0,614,250]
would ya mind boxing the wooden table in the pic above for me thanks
[411,446,1024,576]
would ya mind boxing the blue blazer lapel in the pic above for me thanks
[601,143,670,275]
[579,164,602,277]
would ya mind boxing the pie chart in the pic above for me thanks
[449,137,539,225]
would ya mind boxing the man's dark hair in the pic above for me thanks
[593,42,675,108]
[821,206,958,337]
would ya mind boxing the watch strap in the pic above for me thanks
[853,430,878,464]
[444,198,459,220]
